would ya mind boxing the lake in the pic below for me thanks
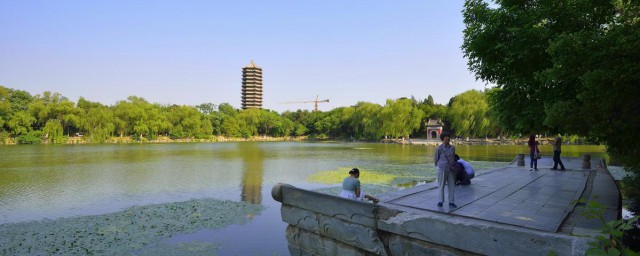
[0,142,608,255]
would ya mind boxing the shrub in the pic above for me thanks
[17,130,44,144]
[582,199,640,255]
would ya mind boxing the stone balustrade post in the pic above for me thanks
[516,154,525,166]
[582,154,591,169]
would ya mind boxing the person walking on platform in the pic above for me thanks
[528,134,541,171]
[548,136,566,170]
[434,132,457,208]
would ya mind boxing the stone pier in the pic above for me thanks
[272,156,621,255]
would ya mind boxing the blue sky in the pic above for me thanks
[1,1,489,112]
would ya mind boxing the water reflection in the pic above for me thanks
[238,142,264,204]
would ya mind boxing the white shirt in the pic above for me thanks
[458,159,475,175]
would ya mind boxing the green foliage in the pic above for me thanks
[350,102,384,140]
[581,200,639,255]
[196,102,216,115]
[43,119,64,144]
[169,129,188,139]
[16,130,43,144]
[0,86,11,128]
[218,103,238,117]
[623,174,640,214]
[463,0,640,212]
[307,168,396,185]
[379,98,425,139]
[81,100,115,143]
[8,89,33,112]
[449,90,491,138]
[564,134,582,144]
[7,111,35,136]
[0,131,10,144]
[221,118,242,137]
[463,0,616,134]
[259,110,283,137]
[237,108,261,136]
[0,86,490,143]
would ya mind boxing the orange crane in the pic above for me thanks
[281,95,330,111]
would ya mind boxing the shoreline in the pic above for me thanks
[1,135,309,145]
[2,135,594,146]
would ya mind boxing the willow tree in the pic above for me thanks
[350,102,383,140]
[379,98,425,140]
[43,119,64,144]
[449,90,490,138]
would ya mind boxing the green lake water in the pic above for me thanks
[0,142,609,255]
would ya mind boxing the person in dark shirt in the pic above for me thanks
[548,136,566,170]
[527,134,540,171]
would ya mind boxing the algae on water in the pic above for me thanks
[0,198,264,255]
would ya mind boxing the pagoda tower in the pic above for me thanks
[241,60,263,109]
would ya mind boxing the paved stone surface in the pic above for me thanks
[382,155,618,233]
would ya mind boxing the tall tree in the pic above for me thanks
[426,95,435,106]
[449,90,490,138]
[379,98,425,139]
[77,97,114,142]
[350,102,383,140]
[463,0,614,133]
[237,108,262,137]
[7,111,35,136]
[259,110,282,137]
[0,86,11,130]
[463,0,640,210]
[196,103,217,115]
[43,119,64,144]
[167,105,202,138]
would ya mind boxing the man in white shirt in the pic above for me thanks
[454,154,475,185]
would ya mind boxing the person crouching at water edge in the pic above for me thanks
[454,154,475,185]
[434,132,457,208]
[340,168,380,204]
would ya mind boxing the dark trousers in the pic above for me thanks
[553,150,565,169]
[455,172,473,185]
[530,152,537,169]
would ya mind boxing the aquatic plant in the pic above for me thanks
[0,198,264,255]
[313,184,399,197]
[307,161,507,187]
[307,167,397,185]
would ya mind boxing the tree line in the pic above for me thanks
[0,85,503,144]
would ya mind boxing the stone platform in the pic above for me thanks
[272,155,621,255]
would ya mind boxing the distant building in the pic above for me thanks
[241,60,263,109]
[426,119,444,139]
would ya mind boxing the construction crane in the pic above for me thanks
[281,95,330,111]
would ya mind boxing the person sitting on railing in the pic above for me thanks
[339,168,380,203]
